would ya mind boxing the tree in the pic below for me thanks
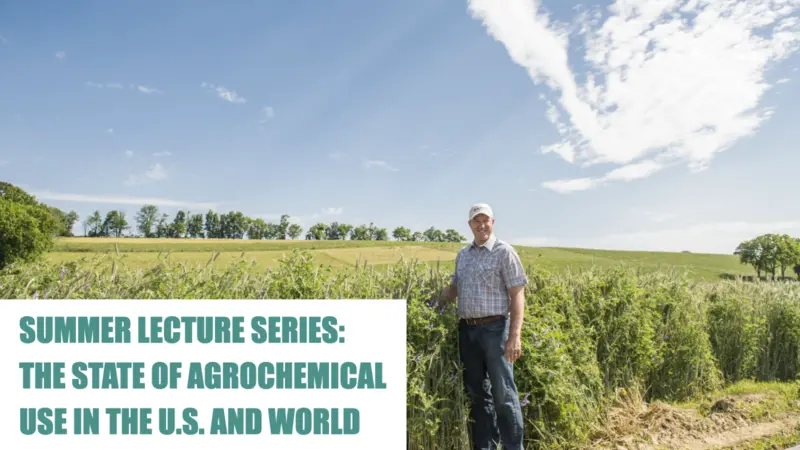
[392,226,411,241]
[85,210,103,237]
[187,213,204,238]
[155,213,170,238]
[170,210,187,238]
[248,218,268,240]
[287,223,303,240]
[775,234,800,279]
[444,228,466,242]
[47,206,79,237]
[326,222,344,240]
[135,205,159,238]
[277,214,290,240]
[735,233,787,280]
[305,223,328,240]
[373,226,388,241]
[0,182,60,269]
[423,226,444,242]
[103,210,128,237]
[205,210,220,238]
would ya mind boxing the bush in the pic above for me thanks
[0,182,59,270]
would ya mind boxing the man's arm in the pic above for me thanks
[501,248,528,362]
[507,285,525,338]
[437,254,459,306]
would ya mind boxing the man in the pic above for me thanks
[437,202,527,450]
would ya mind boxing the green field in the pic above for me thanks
[46,237,756,282]
[3,241,800,449]
[5,237,799,449]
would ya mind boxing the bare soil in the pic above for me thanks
[592,390,800,450]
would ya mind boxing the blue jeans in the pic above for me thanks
[458,316,524,450]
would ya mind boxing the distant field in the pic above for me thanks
[46,237,755,281]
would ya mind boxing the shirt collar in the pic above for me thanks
[471,233,497,251]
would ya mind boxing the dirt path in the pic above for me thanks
[681,413,800,449]
[592,391,800,450]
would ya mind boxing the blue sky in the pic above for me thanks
[1,0,798,254]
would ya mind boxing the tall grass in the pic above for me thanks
[1,250,799,449]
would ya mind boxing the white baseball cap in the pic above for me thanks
[469,203,493,220]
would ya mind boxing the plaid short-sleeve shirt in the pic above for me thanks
[451,234,528,319]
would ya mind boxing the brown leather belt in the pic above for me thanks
[461,315,505,326]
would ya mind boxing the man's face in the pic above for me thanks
[468,214,494,242]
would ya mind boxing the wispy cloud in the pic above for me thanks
[363,160,399,172]
[201,82,246,103]
[543,158,668,193]
[124,150,134,158]
[467,0,800,194]
[776,77,791,84]
[328,152,344,160]
[55,51,66,60]
[0,159,8,167]
[86,81,161,94]
[152,151,172,157]
[86,82,124,89]
[32,190,221,210]
[144,163,167,180]
[259,106,275,123]
[0,35,8,45]
[321,207,344,215]
[124,163,168,186]
[133,84,163,95]
[106,128,114,134]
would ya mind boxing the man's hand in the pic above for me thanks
[435,283,457,307]
[505,332,522,362]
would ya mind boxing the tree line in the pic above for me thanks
[79,204,466,243]
[734,233,800,280]
[0,182,468,270]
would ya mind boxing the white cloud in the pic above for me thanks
[31,191,221,210]
[511,219,800,254]
[86,82,124,89]
[328,152,344,160]
[776,77,791,83]
[124,150,134,158]
[363,160,399,172]
[321,207,344,215]
[145,163,167,180]
[86,81,161,94]
[134,85,163,95]
[540,177,600,193]
[55,51,66,60]
[106,128,114,134]
[259,106,275,123]
[124,163,168,185]
[201,82,246,104]
[467,0,800,193]
[153,151,172,157]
